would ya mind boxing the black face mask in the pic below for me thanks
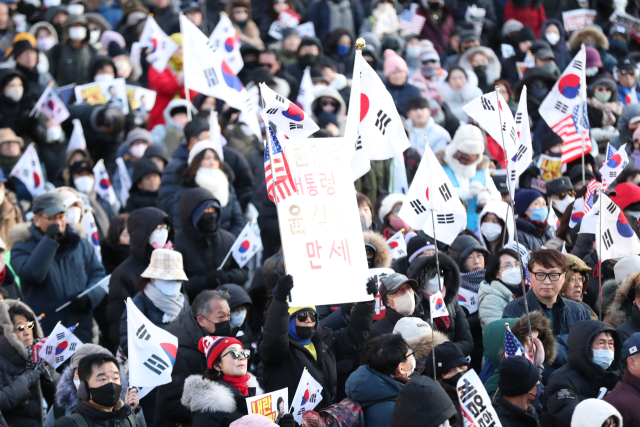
[89,382,122,407]
[296,325,315,340]
[213,320,231,337]
[442,371,464,387]
[197,211,218,234]
[473,65,487,74]
[298,53,319,68]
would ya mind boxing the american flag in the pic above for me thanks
[398,9,426,34]
[264,125,296,203]
[552,103,591,164]
[583,178,598,213]
[505,325,533,362]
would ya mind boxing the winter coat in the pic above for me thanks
[383,80,422,117]
[0,69,46,148]
[311,87,347,135]
[502,289,591,336]
[181,374,262,427]
[437,78,483,123]
[478,280,517,332]
[417,4,454,54]
[52,399,137,427]
[345,365,402,427]
[541,19,569,70]
[604,368,640,427]
[43,365,76,427]
[174,188,248,300]
[545,320,621,427]
[513,67,558,130]
[503,1,546,38]
[610,104,640,150]
[482,318,517,397]
[106,208,172,351]
[99,241,128,275]
[609,272,640,343]
[568,27,617,74]
[492,397,540,427]
[407,117,451,157]
[306,0,365,40]
[406,253,474,356]
[10,223,106,343]
[146,67,185,132]
[459,47,502,94]
[47,42,97,87]
[259,297,374,408]
[154,309,208,427]
[0,299,47,427]
[476,201,514,253]
[515,217,554,251]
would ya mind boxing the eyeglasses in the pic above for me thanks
[155,224,169,230]
[404,350,415,362]
[500,262,521,270]
[467,253,484,262]
[620,69,635,76]
[16,321,34,332]
[569,276,584,284]
[531,271,562,281]
[223,349,251,360]
[296,311,318,322]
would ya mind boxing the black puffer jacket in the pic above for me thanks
[0,69,46,147]
[259,297,374,409]
[106,207,173,352]
[52,399,137,427]
[406,253,474,356]
[174,188,248,300]
[545,320,621,427]
[492,397,540,427]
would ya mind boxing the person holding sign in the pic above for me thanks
[259,274,376,409]
[492,356,541,427]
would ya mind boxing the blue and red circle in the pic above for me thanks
[91,231,100,245]
[99,178,111,190]
[55,341,68,355]
[435,298,444,310]
[221,60,243,92]
[558,74,581,99]
[282,103,305,121]
[617,212,635,238]
[239,240,251,253]
[607,153,622,168]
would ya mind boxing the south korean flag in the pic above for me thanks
[39,322,83,368]
[596,194,640,261]
[260,83,319,139]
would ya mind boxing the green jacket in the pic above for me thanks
[482,318,517,398]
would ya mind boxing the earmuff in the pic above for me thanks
[77,380,91,401]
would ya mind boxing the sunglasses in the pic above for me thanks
[620,69,635,76]
[296,311,318,322]
[17,321,34,332]
[223,349,251,360]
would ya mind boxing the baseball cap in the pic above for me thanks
[618,57,637,71]
[180,0,200,12]
[622,332,640,363]
[32,192,66,216]
[546,176,573,196]
[379,273,417,297]
[535,47,555,61]
[393,317,432,341]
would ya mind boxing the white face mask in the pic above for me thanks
[586,66,599,77]
[389,289,415,316]
[501,267,522,286]
[577,0,589,7]
[74,176,95,194]
[4,87,23,102]
[403,356,416,377]
[480,222,502,242]
[74,379,81,389]
[149,228,169,248]
[89,29,101,44]
[230,310,247,327]
[130,143,148,158]
[546,32,560,46]
[553,195,575,214]
[154,279,181,296]
[68,26,87,41]
[66,206,82,224]
[94,73,114,83]
[425,274,443,294]
[68,4,84,15]
[47,125,63,142]
[37,37,56,52]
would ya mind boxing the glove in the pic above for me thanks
[468,181,485,198]
[366,278,378,296]
[278,414,296,427]
[69,293,91,313]
[206,269,230,286]
[17,370,40,388]
[45,224,64,242]
[476,190,491,207]
[274,274,294,303]
[35,363,53,382]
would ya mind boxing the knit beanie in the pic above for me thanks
[498,356,539,397]
[424,342,469,379]
[407,235,436,264]
[514,189,544,216]
[383,49,408,77]
[418,45,440,65]
[70,344,113,369]
[199,336,243,370]
[502,19,524,37]
[518,26,536,43]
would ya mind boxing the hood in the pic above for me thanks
[448,235,488,272]
[297,37,323,57]
[131,158,161,185]
[87,55,117,82]
[55,365,78,410]
[568,26,609,51]
[311,87,346,122]
[359,32,381,56]
[45,6,68,23]
[217,284,252,310]
[571,399,622,427]
[345,365,403,402]
[179,187,219,239]
[617,104,640,145]
[127,207,172,262]
[459,46,502,86]
[0,68,28,95]
[477,201,514,246]
[363,231,391,268]
[510,311,557,365]
[567,320,620,381]
[181,373,262,413]
[30,21,59,44]
[85,13,112,32]
[406,328,449,360]
[483,318,517,367]
[163,99,197,130]
[541,19,566,50]
[588,76,618,100]
[388,376,456,427]
[0,299,44,359]
[609,271,640,319]
[562,253,591,298]
[407,253,460,306]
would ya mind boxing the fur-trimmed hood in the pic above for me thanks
[459,46,502,87]
[407,252,460,306]
[363,231,391,268]
[0,299,44,359]
[181,373,262,413]
[510,311,557,365]
[435,147,491,172]
[7,222,86,248]
[55,365,78,410]
[568,26,609,51]
[406,329,449,360]
[608,271,640,318]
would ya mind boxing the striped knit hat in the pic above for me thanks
[198,336,243,369]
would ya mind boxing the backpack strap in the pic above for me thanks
[70,413,90,427]
[360,395,397,409]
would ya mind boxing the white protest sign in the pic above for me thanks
[562,9,597,32]
[457,369,503,427]
[465,5,485,35]
[269,9,301,40]
[75,78,129,114]
[296,22,315,38]
[246,388,288,422]
[368,267,395,321]
[610,10,640,39]
[126,85,157,114]
[279,137,372,306]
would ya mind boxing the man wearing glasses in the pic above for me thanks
[617,57,640,106]
[502,249,590,335]
[11,193,106,343]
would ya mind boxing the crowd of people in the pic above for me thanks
[0,0,638,425]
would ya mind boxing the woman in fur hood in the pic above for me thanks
[568,26,617,74]
[181,336,267,427]
[608,270,640,343]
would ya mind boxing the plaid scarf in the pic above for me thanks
[460,269,486,293]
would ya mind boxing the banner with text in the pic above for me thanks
[562,9,596,32]
[246,388,288,422]
[75,78,129,114]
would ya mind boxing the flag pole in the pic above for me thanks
[55,282,104,312]
[598,185,603,320]
[494,86,534,350]
[217,220,251,270]
[579,44,587,188]
[429,203,441,382]
[179,12,193,122]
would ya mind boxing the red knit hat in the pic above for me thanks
[198,336,244,370]
[611,183,640,211]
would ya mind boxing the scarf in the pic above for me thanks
[523,215,549,235]
[222,374,250,396]
[143,283,185,323]
[288,317,316,345]
[460,269,485,293]
[327,0,354,37]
